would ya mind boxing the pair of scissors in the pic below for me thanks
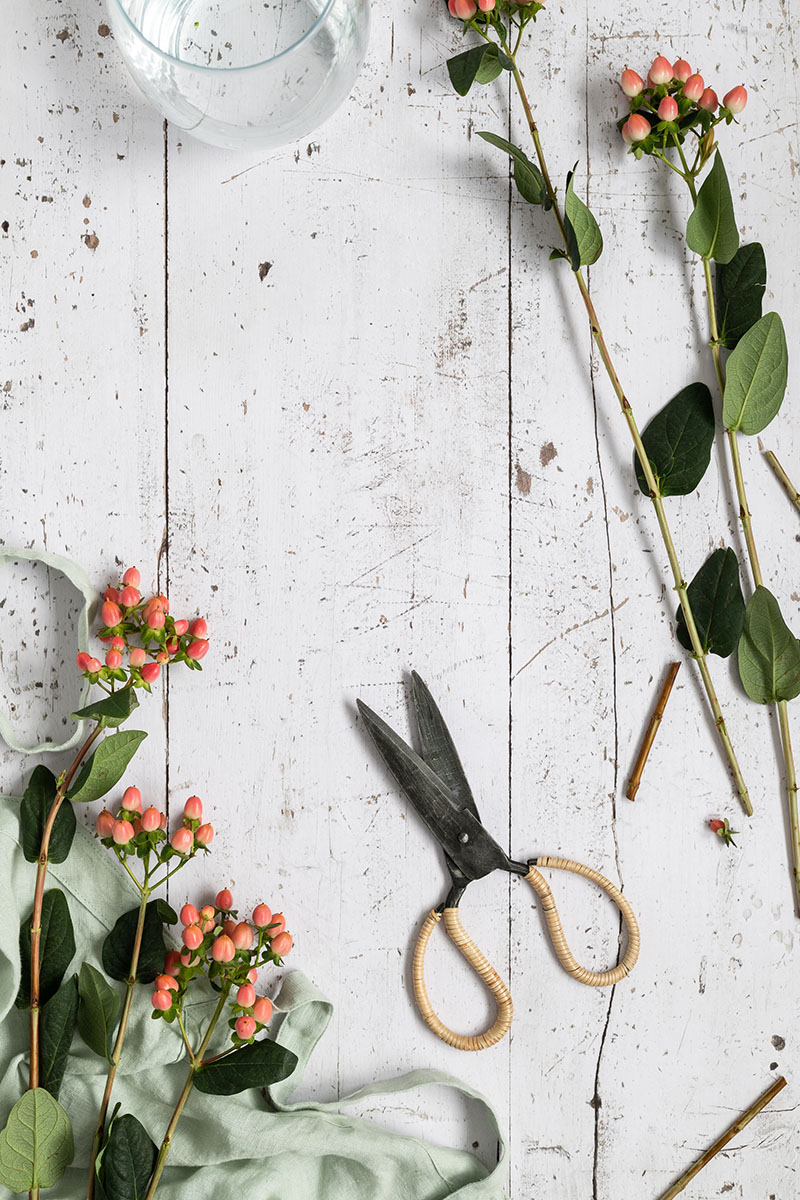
[356,673,640,1051]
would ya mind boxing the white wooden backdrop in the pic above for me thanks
[2,0,800,1194]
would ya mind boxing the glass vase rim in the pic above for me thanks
[107,0,339,73]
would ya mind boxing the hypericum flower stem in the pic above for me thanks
[765,448,800,513]
[658,1075,787,1199]
[143,987,231,1200]
[507,60,751,814]
[28,722,104,1094]
[86,883,151,1200]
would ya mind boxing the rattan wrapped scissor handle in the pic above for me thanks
[412,908,513,1051]
[526,857,640,986]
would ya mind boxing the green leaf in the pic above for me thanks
[102,899,177,985]
[72,689,140,730]
[722,312,788,435]
[0,1089,74,1191]
[78,963,121,1061]
[477,131,551,210]
[20,765,76,865]
[676,548,745,658]
[40,976,79,1100]
[193,1039,298,1097]
[16,890,76,1009]
[447,45,498,96]
[635,383,715,497]
[68,730,148,804]
[686,152,739,264]
[716,243,766,348]
[99,1114,156,1200]
[737,586,800,704]
[564,166,603,267]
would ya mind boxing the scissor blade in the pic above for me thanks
[411,672,479,821]
[356,699,510,881]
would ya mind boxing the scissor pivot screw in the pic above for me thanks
[459,832,469,843]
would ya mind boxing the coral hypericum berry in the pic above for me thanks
[625,113,651,142]
[101,601,122,628]
[272,932,293,957]
[187,639,209,661]
[233,922,254,950]
[252,996,273,1024]
[698,87,719,112]
[216,889,233,911]
[180,903,200,927]
[620,68,644,97]
[122,567,141,588]
[171,827,194,855]
[648,56,673,85]
[252,904,272,929]
[141,806,162,832]
[184,795,203,821]
[123,786,142,813]
[152,989,172,1010]
[672,59,692,83]
[182,924,203,950]
[212,935,236,963]
[683,73,705,102]
[112,819,135,845]
[235,1015,256,1040]
[141,662,161,684]
[76,651,93,671]
[237,983,256,1008]
[189,618,207,638]
[96,810,115,838]
[723,86,747,114]
[658,96,678,121]
[196,823,214,846]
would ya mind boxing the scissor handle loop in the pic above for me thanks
[412,908,513,1051]
[527,857,640,986]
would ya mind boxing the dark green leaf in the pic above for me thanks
[16,890,76,1009]
[101,900,177,985]
[193,1039,298,1096]
[40,976,79,1100]
[564,166,602,267]
[737,586,800,703]
[676,548,745,658]
[0,1089,74,1191]
[635,383,715,497]
[716,243,766,348]
[68,730,148,804]
[72,689,140,730]
[686,152,739,264]
[447,45,494,96]
[99,1114,156,1200]
[477,131,551,209]
[20,765,76,865]
[78,963,121,1061]
[722,312,788,435]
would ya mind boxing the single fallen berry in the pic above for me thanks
[723,85,747,114]
[709,817,738,847]
[620,68,644,97]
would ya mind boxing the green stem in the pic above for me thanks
[143,988,231,1200]
[507,60,751,814]
[765,448,800,514]
[778,702,800,915]
[87,884,151,1200]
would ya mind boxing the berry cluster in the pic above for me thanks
[447,0,544,22]
[96,789,213,858]
[76,566,210,690]
[152,890,293,1045]
[619,56,747,155]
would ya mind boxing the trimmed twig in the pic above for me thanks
[627,662,681,801]
[765,448,800,514]
[658,1075,787,1199]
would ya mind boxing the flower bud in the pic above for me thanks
[672,59,691,83]
[196,823,214,846]
[129,647,147,668]
[180,903,200,927]
[171,827,194,855]
[173,619,189,636]
[252,996,273,1024]
[658,96,678,121]
[101,600,122,628]
[233,922,254,950]
[122,567,141,588]
[723,85,747,114]
[155,974,179,992]
[212,934,236,963]
[105,649,123,669]
[252,904,272,929]
[683,73,704,101]
[272,932,293,957]
[620,68,644,98]
[184,795,203,821]
[141,806,162,832]
[148,610,166,631]
[141,662,161,684]
[698,87,718,112]
[189,618,207,637]
[216,889,234,911]
[164,950,181,976]
[237,983,256,1008]
[270,913,286,935]
[152,988,172,1010]
[648,55,673,85]
[235,1014,256,1040]
[112,819,135,845]
[223,919,238,938]
[122,786,142,813]
[96,810,115,838]
[625,113,651,142]
[76,651,93,671]
[187,639,209,661]
[182,924,203,949]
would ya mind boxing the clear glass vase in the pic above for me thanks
[107,0,370,150]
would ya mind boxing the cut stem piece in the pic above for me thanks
[627,662,681,801]
[765,448,800,514]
